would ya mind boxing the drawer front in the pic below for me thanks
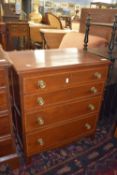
[9,25,29,36]
[0,90,8,110]
[26,114,97,156]
[0,69,6,87]
[0,114,11,136]
[23,83,103,111]
[23,67,108,94]
[0,136,14,156]
[25,96,101,132]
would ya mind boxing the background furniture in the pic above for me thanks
[40,29,77,49]
[29,22,55,49]
[7,21,31,51]
[0,46,19,168]
[45,12,63,29]
[8,48,110,158]
[59,32,107,49]
[0,0,19,22]
[80,8,117,43]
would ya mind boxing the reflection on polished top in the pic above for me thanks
[6,48,110,73]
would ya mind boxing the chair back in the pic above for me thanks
[46,12,63,29]
[7,22,30,51]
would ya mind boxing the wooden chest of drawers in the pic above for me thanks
[8,48,110,157]
[0,47,19,168]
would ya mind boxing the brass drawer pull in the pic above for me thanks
[37,117,44,125]
[85,123,91,130]
[88,104,95,111]
[37,138,44,146]
[90,87,97,94]
[37,97,45,106]
[38,80,46,89]
[94,72,102,79]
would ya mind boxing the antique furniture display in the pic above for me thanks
[7,48,110,158]
[0,46,19,168]
[6,21,31,51]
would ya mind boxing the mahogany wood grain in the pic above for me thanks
[0,113,11,136]
[8,48,110,158]
[22,67,107,94]
[25,96,101,132]
[0,69,7,86]
[23,89,102,112]
[0,90,8,110]
[26,114,97,156]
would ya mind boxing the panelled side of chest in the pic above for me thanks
[0,65,19,168]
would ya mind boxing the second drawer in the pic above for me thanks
[23,82,104,111]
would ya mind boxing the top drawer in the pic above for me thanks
[22,66,108,94]
[0,69,7,87]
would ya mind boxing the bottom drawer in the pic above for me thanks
[26,114,97,156]
[0,135,15,156]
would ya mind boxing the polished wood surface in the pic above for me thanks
[8,49,110,158]
[7,48,110,71]
[0,46,19,168]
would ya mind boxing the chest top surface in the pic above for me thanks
[7,48,110,73]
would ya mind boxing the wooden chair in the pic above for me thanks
[7,22,31,51]
[46,12,63,29]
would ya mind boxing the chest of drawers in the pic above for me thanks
[8,48,110,158]
[0,47,19,168]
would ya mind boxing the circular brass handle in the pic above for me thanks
[88,104,95,111]
[37,138,44,146]
[38,80,46,89]
[37,97,45,106]
[85,123,91,130]
[37,117,44,125]
[94,72,102,79]
[90,87,97,94]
